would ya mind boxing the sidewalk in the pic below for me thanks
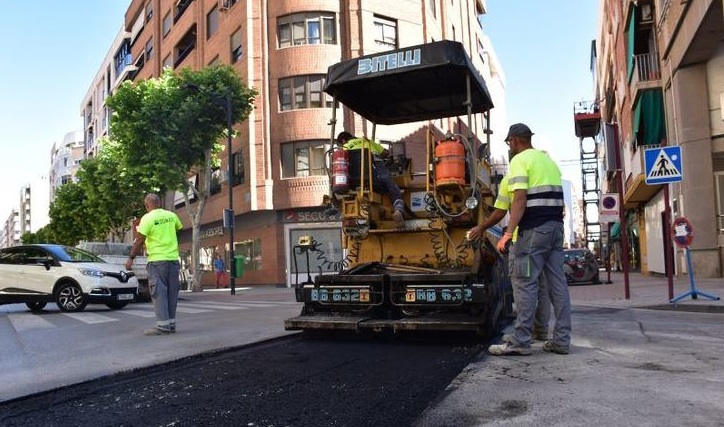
[568,270,724,312]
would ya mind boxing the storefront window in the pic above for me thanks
[236,238,261,271]
[290,228,343,277]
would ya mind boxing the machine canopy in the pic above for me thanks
[323,40,494,125]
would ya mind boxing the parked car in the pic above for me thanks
[564,248,601,285]
[0,244,139,312]
[76,241,150,302]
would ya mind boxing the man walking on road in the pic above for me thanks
[126,193,183,336]
[487,123,571,356]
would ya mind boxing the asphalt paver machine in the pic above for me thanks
[285,40,512,335]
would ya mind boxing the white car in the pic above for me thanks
[0,244,139,312]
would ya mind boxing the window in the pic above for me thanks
[232,150,245,185]
[145,2,153,22]
[210,169,222,195]
[145,37,153,60]
[208,55,220,66]
[162,12,172,37]
[373,15,397,49]
[428,0,437,18]
[230,29,242,63]
[278,13,336,48]
[174,26,197,67]
[175,0,192,23]
[162,54,173,69]
[207,6,219,39]
[235,238,261,271]
[290,228,343,275]
[278,75,332,111]
[281,140,329,178]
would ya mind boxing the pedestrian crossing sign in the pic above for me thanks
[644,146,683,185]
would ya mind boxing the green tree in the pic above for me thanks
[106,66,257,291]
[48,183,104,246]
[76,140,147,242]
[21,226,57,244]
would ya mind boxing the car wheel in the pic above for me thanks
[106,301,128,310]
[26,302,47,312]
[56,283,87,312]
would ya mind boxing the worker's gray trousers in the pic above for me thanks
[510,221,571,348]
[148,261,181,331]
[509,246,551,336]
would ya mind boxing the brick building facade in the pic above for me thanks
[107,0,500,287]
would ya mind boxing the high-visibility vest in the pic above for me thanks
[508,149,564,230]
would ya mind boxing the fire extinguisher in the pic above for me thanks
[331,148,350,194]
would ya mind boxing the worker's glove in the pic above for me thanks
[496,232,513,254]
[467,226,483,241]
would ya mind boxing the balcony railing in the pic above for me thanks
[633,52,661,84]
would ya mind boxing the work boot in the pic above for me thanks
[143,327,172,336]
[488,342,532,356]
[393,210,405,227]
[542,340,570,355]
[532,329,549,341]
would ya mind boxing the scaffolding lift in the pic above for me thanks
[574,100,602,248]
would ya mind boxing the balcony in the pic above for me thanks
[623,146,661,209]
[631,52,661,102]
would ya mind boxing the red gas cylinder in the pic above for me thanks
[435,139,466,186]
[331,148,350,194]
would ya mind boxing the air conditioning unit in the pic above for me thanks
[219,0,231,10]
[641,3,653,23]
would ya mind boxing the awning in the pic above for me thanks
[634,89,666,146]
[627,5,636,82]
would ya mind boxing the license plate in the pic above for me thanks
[118,294,134,301]
[403,288,473,303]
[311,288,370,303]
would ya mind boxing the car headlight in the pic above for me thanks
[79,268,106,278]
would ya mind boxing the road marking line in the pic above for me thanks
[116,309,156,318]
[177,302,249,310]
[62,312,119,324]
[175,306,211,314]
[8,314,56,332]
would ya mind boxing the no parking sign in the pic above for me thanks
[671,217,694,248]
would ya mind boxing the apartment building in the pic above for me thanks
[595,0,724,277]
[103,0,503,287]
[0,210,20,249]
[49,131,85,202]
[18,177,50,238]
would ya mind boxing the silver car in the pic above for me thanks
[0,244,139,312]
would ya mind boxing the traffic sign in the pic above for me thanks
[645,146,682,185]
[671,217,694,248]
[599,193,619,224]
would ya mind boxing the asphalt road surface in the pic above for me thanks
[0,332,486,427]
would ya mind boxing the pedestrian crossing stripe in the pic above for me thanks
[644,146,683,185]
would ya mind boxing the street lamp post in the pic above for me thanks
[224,93,236,295]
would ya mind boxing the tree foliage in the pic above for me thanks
[105,65,257,291]
[75,140,147,242]
[47,183,105,246]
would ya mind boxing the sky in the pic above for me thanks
[0,0,600,221]
[0,1,129,218]
[482,0,601,185]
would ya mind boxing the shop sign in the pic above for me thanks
[199,225,224,240]
[284,210,341,223]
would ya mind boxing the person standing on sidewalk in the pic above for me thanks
[468,173,551,341]
[126,193,183,336]
[488,123,571,356]
[213,253,228,288]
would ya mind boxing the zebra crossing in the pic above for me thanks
[3,300,297,334]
